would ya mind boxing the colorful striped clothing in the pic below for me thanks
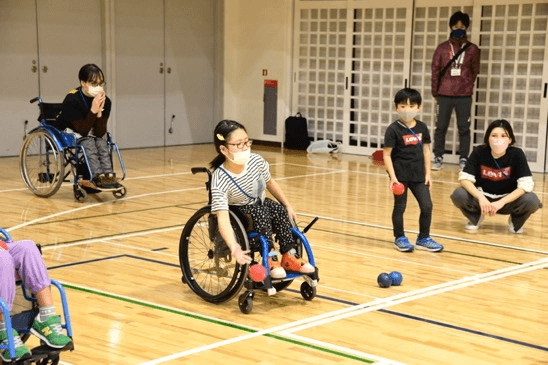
[210,153,271,212]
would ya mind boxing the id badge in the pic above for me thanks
[451,68,461,77]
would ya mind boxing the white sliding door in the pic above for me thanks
[474,1,548,172]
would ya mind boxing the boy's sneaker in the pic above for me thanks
[416,237,444,252]
[394,236,414,252]
[508,217,524,234]
[31,315,72,349]
[464,215,485,231]
[0,329,32,362]
[281,249,314,273]
[432,157,443,170]
[268,252,286,279]
[459,158,467,170]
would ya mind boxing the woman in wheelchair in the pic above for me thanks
[0,239,72,362]
[54,63,121,190]
[210,120,314,278]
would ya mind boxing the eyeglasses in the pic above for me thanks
[226,140,253,150]
[88,81,106,87]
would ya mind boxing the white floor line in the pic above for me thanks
[284,333,407,365]
[140,257,548,364]
[6,186,203,233]
[297,212,548,255]
[279,258,548,335]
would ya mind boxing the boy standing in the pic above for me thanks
[383,88,443,252]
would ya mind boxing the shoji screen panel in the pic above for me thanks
[475,1,548,172]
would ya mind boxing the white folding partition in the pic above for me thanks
[473,1,548,172]
[293,0,548,172]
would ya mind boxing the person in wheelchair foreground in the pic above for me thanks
[55,63,121,190]
[210,120,314,278]
[0,239,72,362]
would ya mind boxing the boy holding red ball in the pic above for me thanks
[383,88,443,253]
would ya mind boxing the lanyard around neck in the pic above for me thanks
[218,166,257,201]
[398,121,423,148]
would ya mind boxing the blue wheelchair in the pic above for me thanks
[179,167,320,314]
[19,97,127,202]
[0,229,74,364]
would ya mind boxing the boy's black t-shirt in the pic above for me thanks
[462,145,532,196]
[384,119,431,182]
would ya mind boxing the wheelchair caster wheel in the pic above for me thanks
[300,281,316,301]
[113,187,127,199]
[238,292,254,314]
[36,354,60,365]
[73,185,87,202]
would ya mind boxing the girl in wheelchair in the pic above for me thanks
[54,63,121,190]
[0,239,72,362]
[210,120,314,278]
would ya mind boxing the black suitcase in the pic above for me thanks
[284,112,310,150]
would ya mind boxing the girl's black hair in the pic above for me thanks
[482,119,516,147]
[78,64,104,84]
[209,120,247,169]
[394,88,422,107]
[449,11,470,29]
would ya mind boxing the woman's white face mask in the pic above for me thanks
[489,137,510,155]
[229,148,251,165]
[87,85,104,97]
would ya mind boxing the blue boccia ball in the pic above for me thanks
[377,273,392,288]
[389,271,403,286]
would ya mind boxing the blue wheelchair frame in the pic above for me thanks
[180,167,319,314]
[24,97,126,200]
[0,228,73,362]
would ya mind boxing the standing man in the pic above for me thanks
[431,11,481,171]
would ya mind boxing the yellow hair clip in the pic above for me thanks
[216,134,225,141]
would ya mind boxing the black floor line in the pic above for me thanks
[48,251,547,353]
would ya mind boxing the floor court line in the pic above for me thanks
[138,257,548,364]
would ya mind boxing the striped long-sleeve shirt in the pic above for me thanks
[210,153,271,212]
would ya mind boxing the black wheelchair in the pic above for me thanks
[0,229,74,364]
[179,167,320,314]
[19,97,127,202]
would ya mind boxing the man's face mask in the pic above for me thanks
[451,28,466,39]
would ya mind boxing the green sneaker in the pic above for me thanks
[31,315,72,349]
[0,329,32,362]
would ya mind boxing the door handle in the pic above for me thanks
[42,66,48,73]
[159,67,164,74]
[31,66,38,73]
[167,67,171,74]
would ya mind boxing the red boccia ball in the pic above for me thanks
[392,183,405,195]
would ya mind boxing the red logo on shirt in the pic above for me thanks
[481,165,511,181]
[0,240,7,251]
[402,133,422,146]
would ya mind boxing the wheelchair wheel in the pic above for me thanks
[20,130,64,198]
[179,206,249,304]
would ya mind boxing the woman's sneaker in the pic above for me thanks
[508,217,524,234]
[31,315,72,349]
[0,329,32,362]
[394,236,414,252]
[281,249,314,273]
[432,157,443,170]
[268,252,286,279]
[416,237,444,252]
[464,215,485,231]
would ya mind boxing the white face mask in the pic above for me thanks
[229,148,251,165]
[87,85,103,97]
[398,110,419,122]
[490,138,510,155]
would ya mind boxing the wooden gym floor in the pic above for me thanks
[1,144,547,364]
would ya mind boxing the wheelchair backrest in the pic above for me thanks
[38,103,63,126]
